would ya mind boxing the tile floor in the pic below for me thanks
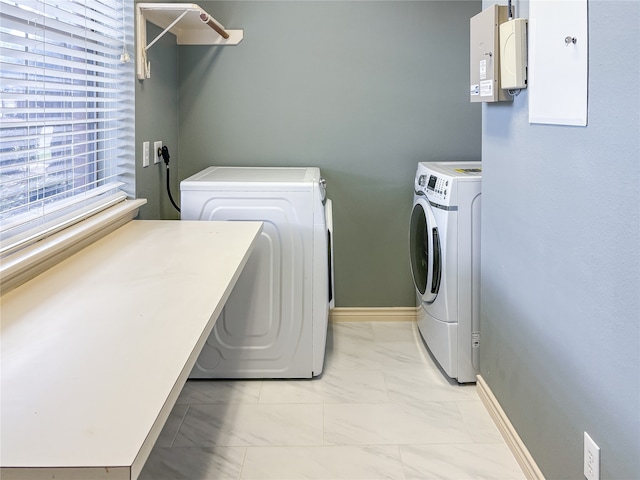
[139,321,526,480]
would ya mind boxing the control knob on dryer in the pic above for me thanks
[418,175,427,187]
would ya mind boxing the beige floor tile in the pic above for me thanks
[173,403,323,447]
[323,402,474,445]
[140,446,245,480]
[141,322,525,480]
[258,369,389,404]
[241,445,405,479]
[400,443,526,480]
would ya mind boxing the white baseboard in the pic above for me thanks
[476,375,546,480]
[329,307,418,323]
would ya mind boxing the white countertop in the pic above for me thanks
[0,220,262,480]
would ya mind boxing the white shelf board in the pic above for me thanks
[136,3,243,79]
[139,3,243,45]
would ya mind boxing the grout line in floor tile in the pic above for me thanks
[238,446,248,480]
[168,404,189,448]
[321,403,325,446]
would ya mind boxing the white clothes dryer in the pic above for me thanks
[181,166,334,378]
[409,161,481,383]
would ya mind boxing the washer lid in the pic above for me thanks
[181,166,321,191]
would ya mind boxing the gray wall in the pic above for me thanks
[480,1,640,479]
[176,0,482,307]
[135,19,181,221]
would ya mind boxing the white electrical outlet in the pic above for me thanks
[154,141,162,164]
[142,141,150,168]
[584,432,600,480]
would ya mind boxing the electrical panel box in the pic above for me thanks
[470,5,511,102]
[500,18,528,89]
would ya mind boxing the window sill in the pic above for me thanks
[0,198,147,294]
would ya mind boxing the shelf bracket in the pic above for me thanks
[140,9,189,79]
[146,10,190,52]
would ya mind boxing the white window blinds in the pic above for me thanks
[0,0,134,255]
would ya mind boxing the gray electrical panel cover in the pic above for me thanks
[470,5,511,103]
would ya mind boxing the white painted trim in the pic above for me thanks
[330,306,419,323]
[476,375,546,480]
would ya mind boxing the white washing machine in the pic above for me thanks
[181,166,334,378]
[409,161,481,383]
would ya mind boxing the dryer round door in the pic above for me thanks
[410,197,442,304]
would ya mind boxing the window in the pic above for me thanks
[0,0,134,255]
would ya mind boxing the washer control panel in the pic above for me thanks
[426,175,449,201]
[416,174,449,202]
[414,161,481,208]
